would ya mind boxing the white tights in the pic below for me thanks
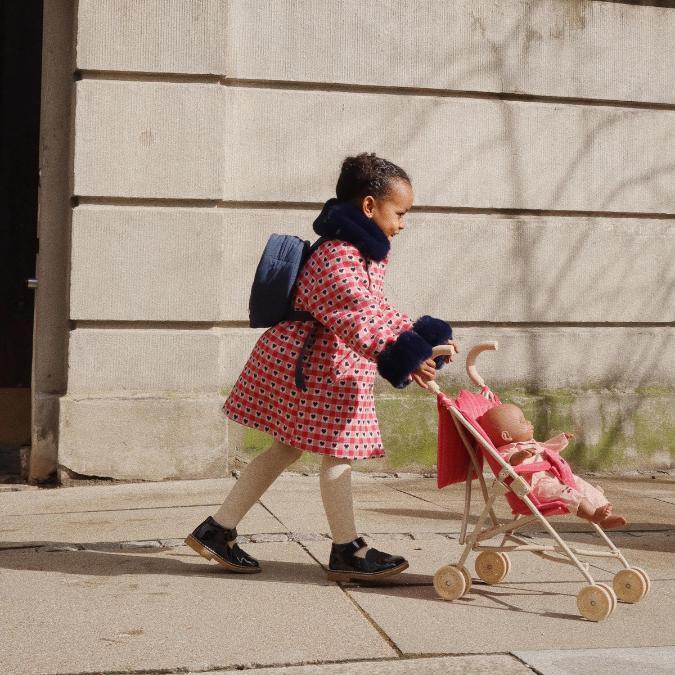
[213,439,364,550]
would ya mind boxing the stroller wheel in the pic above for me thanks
[613,568,650,603]
[577,584,617,621]
[475,551,510,585]
[460,565,472,594]
[433,565,468,601]
[632,567,651,596]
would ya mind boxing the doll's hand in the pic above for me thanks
[412,358,436,389]
[442,340,460,364]
[564,432,575,440]
[510,449,534,466]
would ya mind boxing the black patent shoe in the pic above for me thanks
[185,515,261,573]
[326,536,408,582]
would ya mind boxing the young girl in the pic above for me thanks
[186,153,456,581]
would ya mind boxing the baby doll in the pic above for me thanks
[478,404,626,530]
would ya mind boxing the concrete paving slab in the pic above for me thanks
[392,478,675,531]
[346,579,674,655]
[0,542,395,673]
[0,503,285,547]
[260,477,465,534]
[0,477,237,515]
[209,653,531,674]
[303,537,615,587]
[607,481,675,509]
[513,647,675,675]
[553,530,675,578]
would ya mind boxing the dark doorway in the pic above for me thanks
[0,1,43,481]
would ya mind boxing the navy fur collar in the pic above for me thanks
[312,198,390,262]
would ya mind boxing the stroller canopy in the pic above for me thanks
[436,387,501,488]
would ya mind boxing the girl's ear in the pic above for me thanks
[361,195,376,218]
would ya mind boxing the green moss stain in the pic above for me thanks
[376,394,438,469]
[235,387,673,473]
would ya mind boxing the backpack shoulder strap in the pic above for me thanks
[285,236,330,323]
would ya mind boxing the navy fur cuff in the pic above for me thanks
[412,316,453,370]
[377,330,433,389]
[412,315,452,345]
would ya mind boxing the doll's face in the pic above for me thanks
[360,178,413,240]
[480,404,534,446]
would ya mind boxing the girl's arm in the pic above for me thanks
[379,299,413,334]
[298,243,450,388]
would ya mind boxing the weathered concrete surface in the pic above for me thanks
[74,80,223,199]
[70,206,674,324]
[58,395,228,480]
[73,81,675,212]
[56,371,674,480]
[70,206,225,322]
[0,502,284,546]
[0,543,395,673]
[0,475,672,673]
[220,88,675,211]
[31,0,76,481]
[514,647,675,675]
[0,476,238,516]
[77,0,227,75]
[67,328,223,393]
[348,579,675,655]
[64,326,675,393]
[258,475,471,536]
[78,1,675,105]
[224,0,675,105]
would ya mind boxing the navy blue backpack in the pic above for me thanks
[248,234,327,389]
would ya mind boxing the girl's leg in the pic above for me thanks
[319,454,369,558]
[319,454,408,580]
[319,454,357,544]
[212,438,303,544]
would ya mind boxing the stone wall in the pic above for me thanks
[58,0,674,479]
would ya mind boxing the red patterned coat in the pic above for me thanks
[225,240,418,459]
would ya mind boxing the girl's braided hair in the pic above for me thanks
[335,152,410,203]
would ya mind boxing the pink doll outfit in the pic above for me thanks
[496,434,608,514]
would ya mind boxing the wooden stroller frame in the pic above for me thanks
[428,342,651,620]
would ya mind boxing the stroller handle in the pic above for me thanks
[428,341,498,393]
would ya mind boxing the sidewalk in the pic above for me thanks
[0,473,673,674]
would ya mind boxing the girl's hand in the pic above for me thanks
[412,358,437,389]
[443,340,460,364]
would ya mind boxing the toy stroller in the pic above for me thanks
[427,342,651,622]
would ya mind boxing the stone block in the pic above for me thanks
[70,207,674,323]
[70,206,224,320]
[73,83,675,211]
[78,1,675,105]
[372,215,673,323]
[58,395,228,480]
[64,323,673,394]
[221,88,675,212]
[74,80,223,199]
[67,328,223,393]
[226,0,675,104]
[77,0,227,74]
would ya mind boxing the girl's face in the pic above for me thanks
[361,179,414,240]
